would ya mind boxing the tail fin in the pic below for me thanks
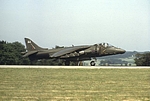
[25,38,48,51]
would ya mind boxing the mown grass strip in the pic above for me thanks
[0,68,150,101]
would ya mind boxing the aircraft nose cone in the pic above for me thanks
[104,47,126,55]
[116,48,126,54]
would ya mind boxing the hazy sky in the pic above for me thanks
[0,0,150,51]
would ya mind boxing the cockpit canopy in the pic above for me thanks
[99,43,113,47]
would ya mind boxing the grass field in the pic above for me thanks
[0,68,150,101]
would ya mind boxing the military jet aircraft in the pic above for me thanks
[22,38,125,66]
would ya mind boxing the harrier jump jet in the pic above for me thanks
[22,38,125,66]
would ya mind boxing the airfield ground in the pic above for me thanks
[0,66,150,101]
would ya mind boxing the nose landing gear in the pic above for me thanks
[90,61,96,66]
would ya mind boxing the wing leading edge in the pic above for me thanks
[51,45,90,58]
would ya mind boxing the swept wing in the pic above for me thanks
[51,45,90,58]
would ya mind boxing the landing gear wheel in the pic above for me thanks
[65,61,70,66]
[90,61,95,66]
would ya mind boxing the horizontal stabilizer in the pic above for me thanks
[23,51,37,57]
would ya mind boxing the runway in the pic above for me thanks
[0,65,150,68]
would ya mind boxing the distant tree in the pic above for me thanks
[0,41,6,64]
[11,42,30,64]
[135,52,150,66]
[0,41,30,65]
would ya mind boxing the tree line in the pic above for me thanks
[0,40,150,66]
[134,52,150,66]
[0,41,30,65]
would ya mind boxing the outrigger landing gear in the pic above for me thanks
[90,61,96,66]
